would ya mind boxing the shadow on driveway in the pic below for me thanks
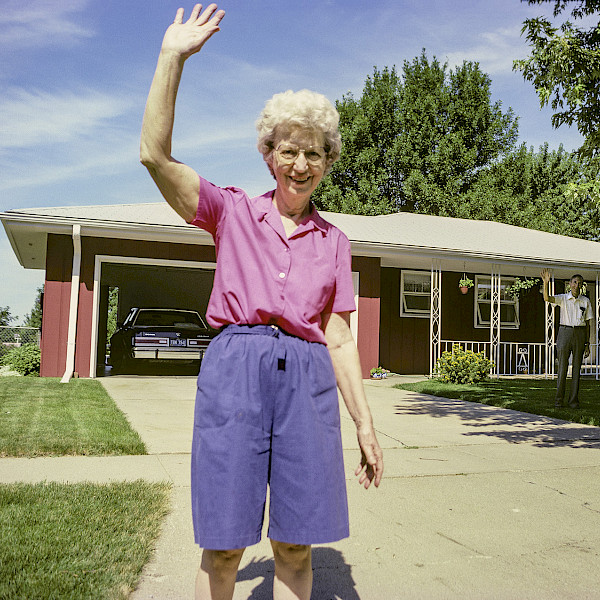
[395,395,600,449]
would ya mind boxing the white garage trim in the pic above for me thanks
[351,271,359,343]
[60,225,82,384]
[89,255,217,378]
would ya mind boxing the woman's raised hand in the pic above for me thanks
[161,4,225,60]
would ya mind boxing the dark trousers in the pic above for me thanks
[555,325,587,407]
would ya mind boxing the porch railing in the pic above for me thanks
[440,340,600,378]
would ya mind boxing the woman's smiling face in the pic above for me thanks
[270,127,327,213]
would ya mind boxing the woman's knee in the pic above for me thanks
[271,541,312,569]
[202,548,245,574]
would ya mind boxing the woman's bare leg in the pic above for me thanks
[195,548,245,600]
[270,540,312,600]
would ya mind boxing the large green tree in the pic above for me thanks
[514,0,600,161]
[313,52,519,215]
[461,143,600,239]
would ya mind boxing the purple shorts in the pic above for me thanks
[191,324,349,550]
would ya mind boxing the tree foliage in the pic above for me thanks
[514,0,600,161]
[460,142,600,239]
[0,343,41,376]
[22,286,43,329]
[0,307,15,327]
[107,287,119,341]
[313,51,519,215]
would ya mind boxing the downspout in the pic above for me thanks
[61,224,82,383]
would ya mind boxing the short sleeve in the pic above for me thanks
[189,176,246,236]
[584,298,594,321]
[324,231,356,315]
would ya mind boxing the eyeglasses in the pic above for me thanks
[275,143,326,166]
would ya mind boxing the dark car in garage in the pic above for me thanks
[109,308,217,372]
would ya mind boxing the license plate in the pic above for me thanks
[170,339,187,347]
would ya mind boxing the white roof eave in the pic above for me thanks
[4,207,600,276]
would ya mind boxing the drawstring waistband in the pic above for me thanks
[220,324,289,338]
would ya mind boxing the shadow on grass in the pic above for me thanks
[236,547,359,600]
[394,379,600,449]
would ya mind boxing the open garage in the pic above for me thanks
[96,261,216,375]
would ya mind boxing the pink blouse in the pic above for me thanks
[189,177,356,344]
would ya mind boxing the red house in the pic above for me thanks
[3,204,600,380]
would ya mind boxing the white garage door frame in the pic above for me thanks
[89,255,217,378]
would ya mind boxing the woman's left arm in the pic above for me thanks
[322,311,383,489]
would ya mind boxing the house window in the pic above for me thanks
[475,276,519,329]
[401,270,431,317]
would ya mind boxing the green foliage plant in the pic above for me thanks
[514,0,600,162]
[370,366,389,378]
[0,343,40,376]
[504,277,541,300]
[459,277,474,288]
[435,344,494,384]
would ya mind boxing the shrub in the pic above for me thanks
[435,344,494,384]
[0,343,41,376]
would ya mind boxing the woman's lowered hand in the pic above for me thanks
[355,426,383,489]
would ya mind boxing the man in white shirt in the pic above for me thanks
[541,269,593,408]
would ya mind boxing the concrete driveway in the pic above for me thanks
[95,375,600,600]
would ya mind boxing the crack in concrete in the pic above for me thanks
[527,480,600,514]
[436,531,492,558]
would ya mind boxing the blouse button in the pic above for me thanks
[279,272,286,279]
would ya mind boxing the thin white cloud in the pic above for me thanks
[0,0,93,48]
[0,119,256,195]
[444,25,528,74]
[0,87,133,150]
[0,132,138,194]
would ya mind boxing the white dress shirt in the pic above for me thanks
[553,292,593,326]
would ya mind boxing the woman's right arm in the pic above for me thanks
[140,4,225,223]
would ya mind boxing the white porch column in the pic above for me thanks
[429,260,442,377]
[594,271,600,379]
[489,265,501,378]
[544,273,555,379]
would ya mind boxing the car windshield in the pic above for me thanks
[134,310,205,329]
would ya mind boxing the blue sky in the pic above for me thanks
[0,0,587,321]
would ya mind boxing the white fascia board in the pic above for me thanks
[1,213,214,246]
[349,240,600,271]
[1,218,28,267]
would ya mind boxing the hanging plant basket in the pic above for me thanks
[458,275,474,294]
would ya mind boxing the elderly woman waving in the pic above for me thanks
[140,5,383,600]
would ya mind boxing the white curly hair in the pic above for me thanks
[256,89,342,176]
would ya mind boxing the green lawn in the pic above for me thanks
[0,377,146,457]
[0,377,168,598]
[395,377,600,427]
[0,481,171,600]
